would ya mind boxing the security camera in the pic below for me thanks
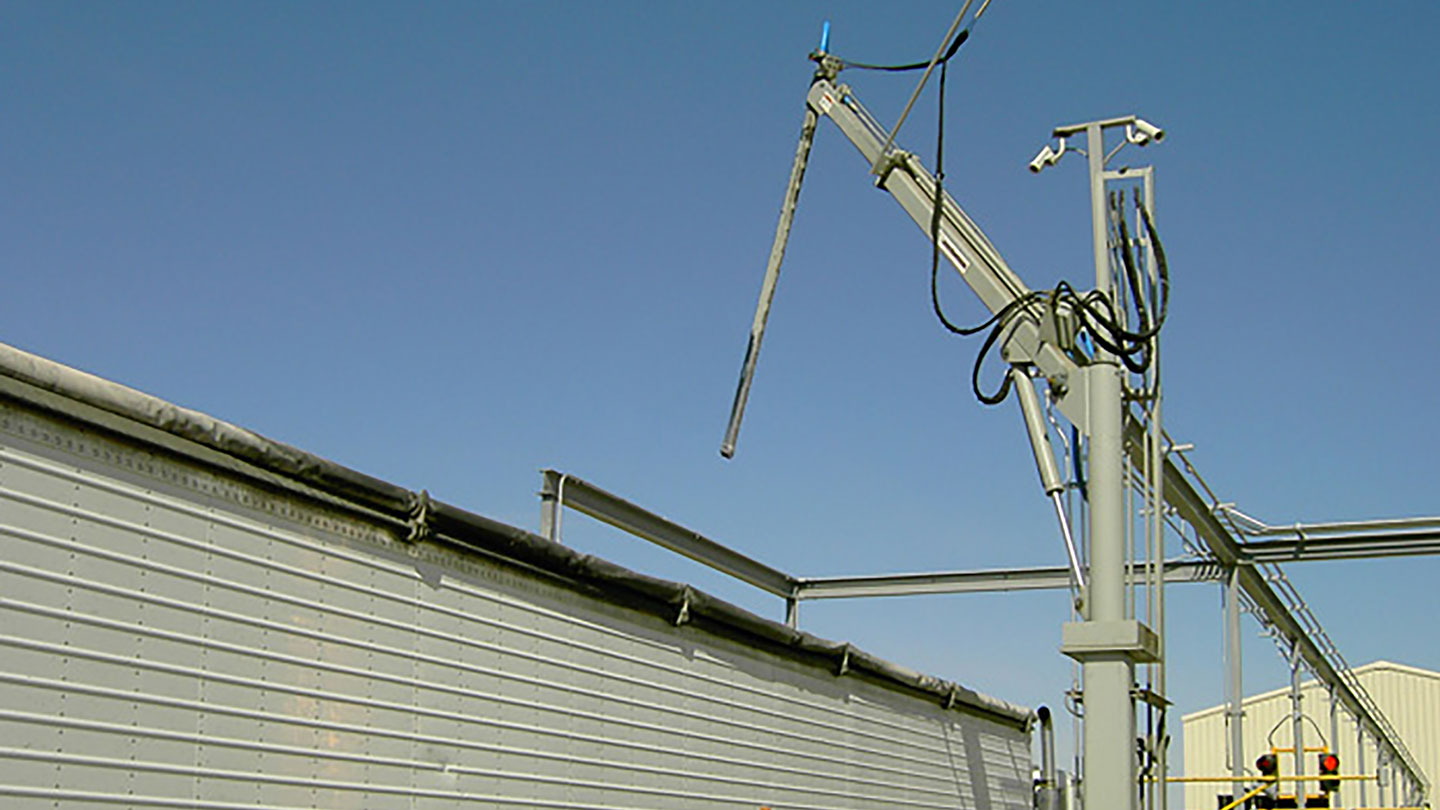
[1029,145,1057,173]
[1128,118,1165,145]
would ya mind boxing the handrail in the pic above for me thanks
[1155,444,1430,804]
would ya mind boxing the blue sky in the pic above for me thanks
[4,0,1438,780]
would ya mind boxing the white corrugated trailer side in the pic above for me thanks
[0,343,1035,810]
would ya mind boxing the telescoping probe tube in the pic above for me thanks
[720,102,820,459]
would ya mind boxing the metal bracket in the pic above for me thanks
[405,489,433,544]
[1056,364,1094,436]
[1133,686,1171,708]
[871,150,910,187]
[674,587,693,626]
[1038,297,1080,355]
[809,52,844,81]
[1061,619,1161,664]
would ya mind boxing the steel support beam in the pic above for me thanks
[796,559,1220,599]
[538,469,797,598]
[1239,531,1440,563]
[540,454,1431,806]
[1231,513,1440,536]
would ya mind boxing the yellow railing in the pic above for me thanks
[1171,773,1420,810]
[1166,774,1376,783]
[1215,783,1270,810]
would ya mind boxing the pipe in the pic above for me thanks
[1220,506,1440,537]
[1038,705,1058,810]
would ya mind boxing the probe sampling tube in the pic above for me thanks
[1011,367,1087,593]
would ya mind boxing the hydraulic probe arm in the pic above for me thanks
[722,66,1098,442]
[720,57,1095,593]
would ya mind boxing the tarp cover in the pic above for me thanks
[0,340,1033,731]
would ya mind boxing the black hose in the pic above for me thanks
[840,29,970,72]
[856,17,1177,406]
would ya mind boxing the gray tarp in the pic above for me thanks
[0,340,1033,731]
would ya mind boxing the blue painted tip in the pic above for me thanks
[819,20,831,54]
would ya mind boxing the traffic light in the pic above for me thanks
[1256,754,1278,779]
[1319,753,1340,793]
[1254,754,1280,809]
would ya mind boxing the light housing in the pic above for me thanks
[1319,753,1340,793]
[1256,754,1278,777]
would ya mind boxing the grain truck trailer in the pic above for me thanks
[0,341,1036,809]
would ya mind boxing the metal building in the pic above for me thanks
[1182,660,1440,809]
[0,341,1035,809]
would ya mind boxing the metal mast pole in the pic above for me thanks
[1328,690,1339,805]
[1082,120,1137,810]
[1141,167,1166,810]
[1291,647,1306,801]
[1227,568,1245,801]
[1358,727,1368,808]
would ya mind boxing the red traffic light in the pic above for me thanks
[1256,754,1278,775]
[1319,753,1340,792]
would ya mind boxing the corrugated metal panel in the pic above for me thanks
[1182,662,1440,809]
[0,397,1033,809]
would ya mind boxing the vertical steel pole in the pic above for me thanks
[1143,168,1167,810]
[1328,690,1339,806]
[1379,754,1389,808]
[539,470,565,542]
[1083,121,1137,810]
[1291,647,1306,803]
[1358,726,1368,809]
[540,499,559,541]
[1227,568,1245,801]
[785,597,799,629]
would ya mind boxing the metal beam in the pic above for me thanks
[1239,531,1440,563]
[1146,440,1430,802]
[1224,510,1440,537]
[796,559,1221,599]
[538,470,797,598]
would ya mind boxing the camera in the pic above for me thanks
[1029,145,1058,173]
[1127,118,1165,146]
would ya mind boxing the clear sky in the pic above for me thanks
[4,0,1438,786]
